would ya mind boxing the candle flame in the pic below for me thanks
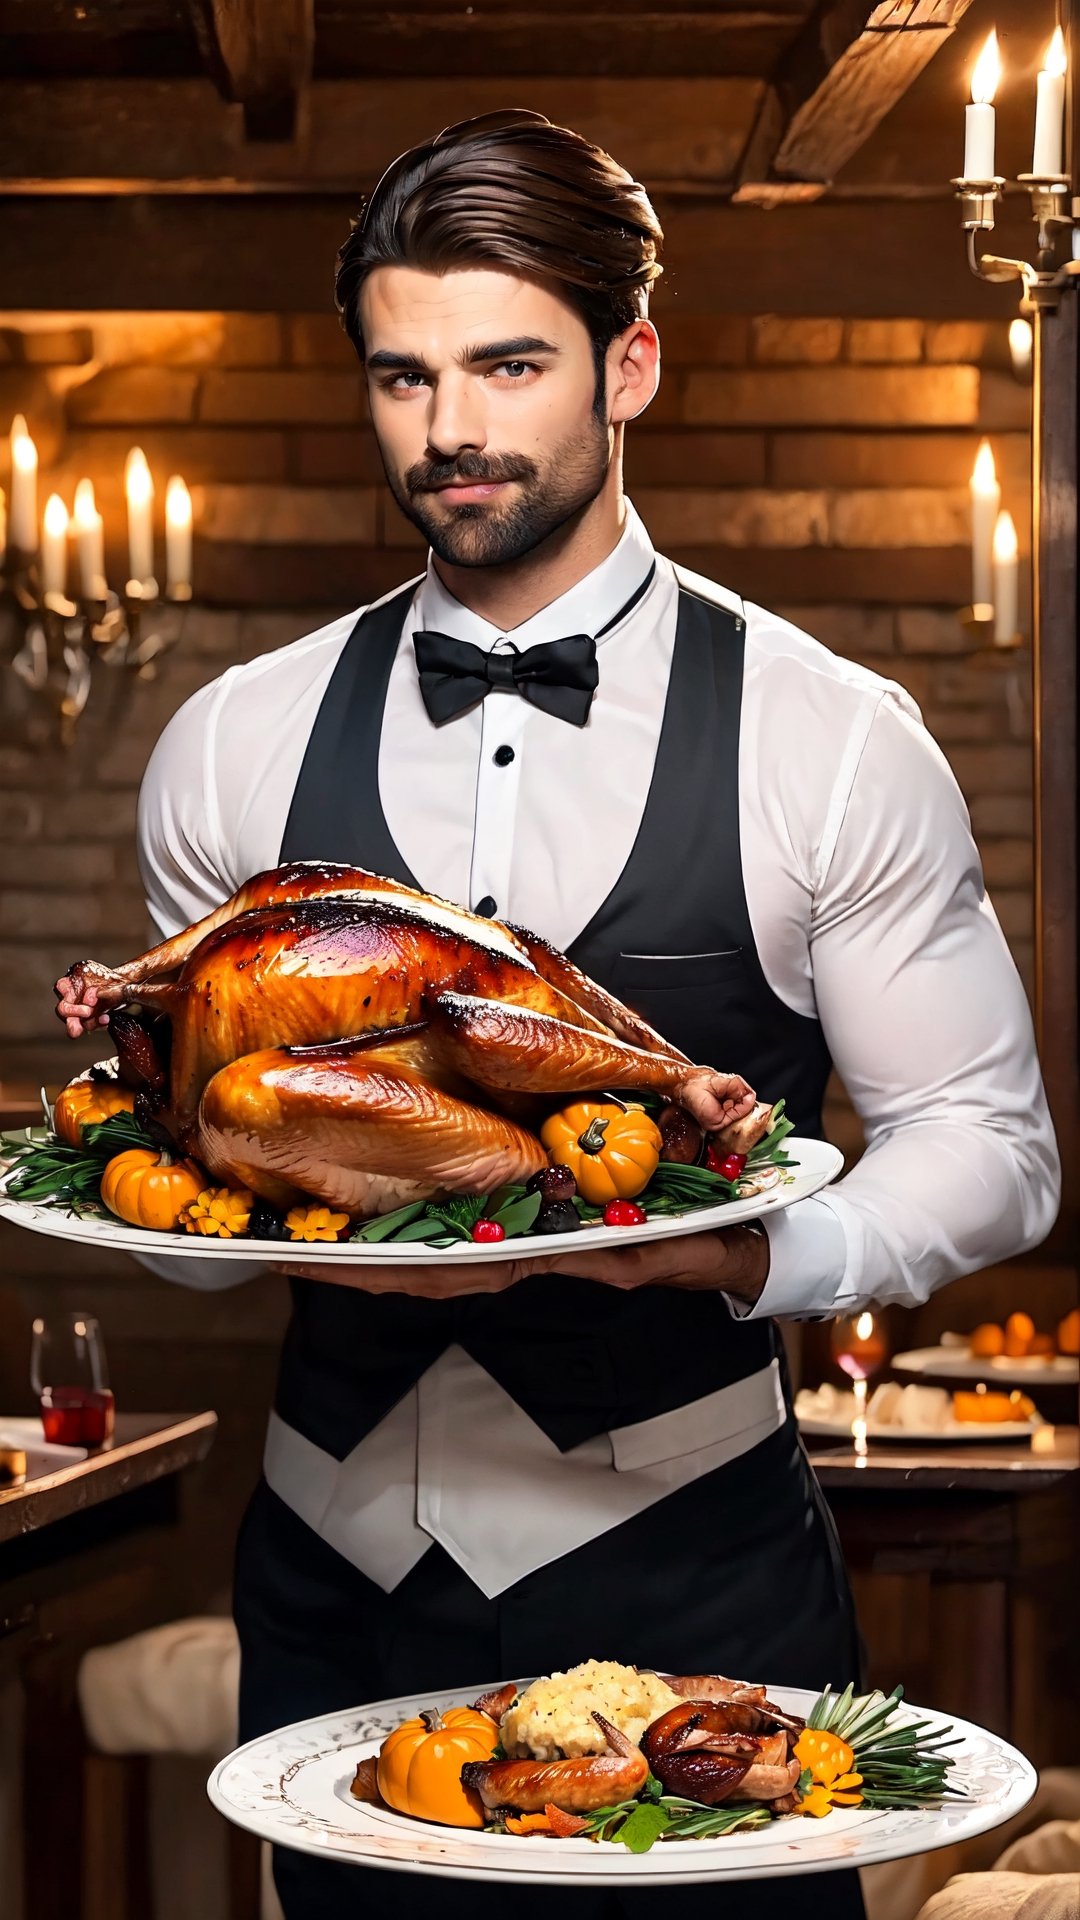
[972,438,997,492]
[12,416,37,473]
[165,474,192,528]
[1043,25,1067,79]
[971,28,1001,106]
[43,493,69,537]
[855,1311,875,1342]
[993,509,1018,562]
[125,446,153,507]
[1008,317,1033,369]
[73,478,98,528]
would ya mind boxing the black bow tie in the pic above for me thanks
[412,629,600,727]
[412,561,657,729]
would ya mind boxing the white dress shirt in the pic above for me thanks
[134,497,1060,1319]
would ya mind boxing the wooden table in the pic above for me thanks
[0,1411,218,1920]
[806,1426,1079,1768]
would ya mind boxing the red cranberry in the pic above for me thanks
[602,1200,647,1227]
[706,1147,747,1182]
[471,1218,506,1243]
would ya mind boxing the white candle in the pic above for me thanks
[1033,26,1067,177]
[41,493,69,598]
[993,510,1019,644]
[964,30,1001,179]
[8,414,38,555]
[72,478,106,599]
[970,439,1000,612]
[125,446,155,586]
[165,474,192,594]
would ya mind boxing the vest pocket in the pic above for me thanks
[612,948,746,992]
[610,948,751,1065]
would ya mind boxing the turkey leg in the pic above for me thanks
[428,994,758,1133]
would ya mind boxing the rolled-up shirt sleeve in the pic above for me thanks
[745,694,1060,1318]
[132,672,269,1291]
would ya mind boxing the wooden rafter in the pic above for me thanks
[735,0,977,206]
[185,0,314,142]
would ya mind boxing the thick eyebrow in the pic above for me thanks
[365,336,561,373]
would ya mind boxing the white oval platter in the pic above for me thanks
[0,1137,842,1264]
[892,1346,1078,1389]
[207,1678,1035,1886]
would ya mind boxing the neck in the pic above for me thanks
[430,457,627,631]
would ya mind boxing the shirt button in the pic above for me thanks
[474,895,498,917]
[493,744,515,767]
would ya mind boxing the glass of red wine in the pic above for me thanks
[30,1311,115,1447]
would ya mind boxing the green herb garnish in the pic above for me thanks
[807,1684,962,1809]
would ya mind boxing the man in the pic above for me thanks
[58,109,1059,1918]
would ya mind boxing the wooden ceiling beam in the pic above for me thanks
[0,76,763,190]
[0,191,1027,317]
[185,0,314,141]
[735,0,977,204]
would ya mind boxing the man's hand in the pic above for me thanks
[283,1223,770,1308]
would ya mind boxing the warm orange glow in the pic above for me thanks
[11,415,36,474]
[993,509,1018,562]
[165,474,192,528]
[1043,25,1067,79]
[971,29,1001,106]
[43,494,69,538]
[72,478,98,530]
[125,446,153,508]
[972,439,997,494]
[855,1311,875,1342]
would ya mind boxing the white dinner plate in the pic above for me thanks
[892,1346,1078,1389]
[207,1679,1036,1884]
[0,1137,842,1264]
[797,1413,1041,1445]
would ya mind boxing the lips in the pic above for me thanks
[430,479,507,499]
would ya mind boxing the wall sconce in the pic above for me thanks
[1,416,192,747]
[954,26,1079,315]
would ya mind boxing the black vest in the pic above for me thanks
[273,573,832,1459]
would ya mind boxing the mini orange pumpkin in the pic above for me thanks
[99,1148,206,1231]
[540,1100,662,1205]
[54,1079,136,1146]
[377,1706,499,1828]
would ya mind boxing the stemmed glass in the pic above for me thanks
[30,1311,115,1447]
[829,1311,887,1459]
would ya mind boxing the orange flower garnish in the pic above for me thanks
[795,1728,863,1814]
[285,1203,350,1242]
[180,1185,254,1237]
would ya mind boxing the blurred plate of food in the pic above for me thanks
[795,1380,1043,1443]
[892,1310,1078,1390]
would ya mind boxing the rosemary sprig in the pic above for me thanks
[577,1793,773,1851]
[1,1110,158,1208]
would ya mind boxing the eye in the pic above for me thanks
[385,371,427,392]
[493,361,538,381]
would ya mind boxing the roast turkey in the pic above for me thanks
[53,863,767,1216]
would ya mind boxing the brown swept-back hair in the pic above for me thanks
[334,109,664,397]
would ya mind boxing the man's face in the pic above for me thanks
[360,265,613,569]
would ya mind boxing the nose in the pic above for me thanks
[425,373,487,462]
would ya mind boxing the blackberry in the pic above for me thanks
[248,1199,290,1241]
[532,1200,581,1236]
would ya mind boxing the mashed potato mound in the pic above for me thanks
[501,1660,683,1761]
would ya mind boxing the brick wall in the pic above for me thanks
[0,306,1035,1163]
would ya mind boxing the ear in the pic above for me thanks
[607,321,661,425]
